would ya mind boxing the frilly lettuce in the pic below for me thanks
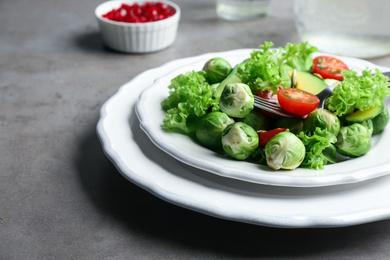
[238,41,318,95]
[326,69,390,117]
[283,42,319,72]
[298,128,337,170]
[238,42,289,95]
[161,71,220,134]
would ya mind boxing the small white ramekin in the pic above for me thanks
[95,0,180,53]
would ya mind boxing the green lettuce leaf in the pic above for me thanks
[237,41,317,95]
[298,128,337,170]
[250,146,267,166]
[161,70,219,134]
[283,42,318,71]
[326,69,390,117]
[238,42,291,94]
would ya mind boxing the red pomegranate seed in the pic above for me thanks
[102,2,176,23]
[139,16,147,23]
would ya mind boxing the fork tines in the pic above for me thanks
[253,96,305,118]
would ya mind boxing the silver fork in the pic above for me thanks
[253,71,390,118]
[253,96,304,118]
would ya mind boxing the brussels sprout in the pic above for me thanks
[219,83,254,118]
[336,123,371,157]
[273,117,304,134]
[372,107,389,134]
[203,57,232,84]
[304,108,340,136]
[360,120,374,136]
[196,112,234,149]
[221,122,259,160]
[265,131,305,170]
[242,110,269,131]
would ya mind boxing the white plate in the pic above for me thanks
[97,50,390,228]
[136,49,390,187]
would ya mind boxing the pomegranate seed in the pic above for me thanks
[102,2,176,23]
[139,16,147,23]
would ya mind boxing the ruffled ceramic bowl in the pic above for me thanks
[95,0,180,53]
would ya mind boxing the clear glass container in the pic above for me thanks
[216,0,271,21]
[294,0,390,58]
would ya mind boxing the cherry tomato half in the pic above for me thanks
[277,88,320,116]
[313,56,349,81]
[257,128,288,147]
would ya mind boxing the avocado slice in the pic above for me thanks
[345,104,384,123]
[213,59,248,99]
[288,70,328,95]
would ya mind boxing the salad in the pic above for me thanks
[161,42,390,171]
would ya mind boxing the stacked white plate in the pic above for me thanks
[97,49,390,228]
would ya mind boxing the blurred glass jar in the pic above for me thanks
[216,0,271,21]
[294,0,390,58]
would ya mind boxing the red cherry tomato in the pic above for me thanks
[277,88,320,116]
[257,128,288,147]
[313,56,349,81]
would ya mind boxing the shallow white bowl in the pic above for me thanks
[95,0,180,53]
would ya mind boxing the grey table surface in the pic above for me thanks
[2,0,390,259]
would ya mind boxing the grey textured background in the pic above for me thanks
[2,0,390,259]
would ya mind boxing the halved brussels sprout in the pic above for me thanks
[221,122,259,160]
[196,112,234,149]
[265,131,305,170]
[203,57,232,84]
[242,110,269,131]
[304,108,340,136]
[336,123,371,157]
[372,107,389,134]
[219,83,254,118]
